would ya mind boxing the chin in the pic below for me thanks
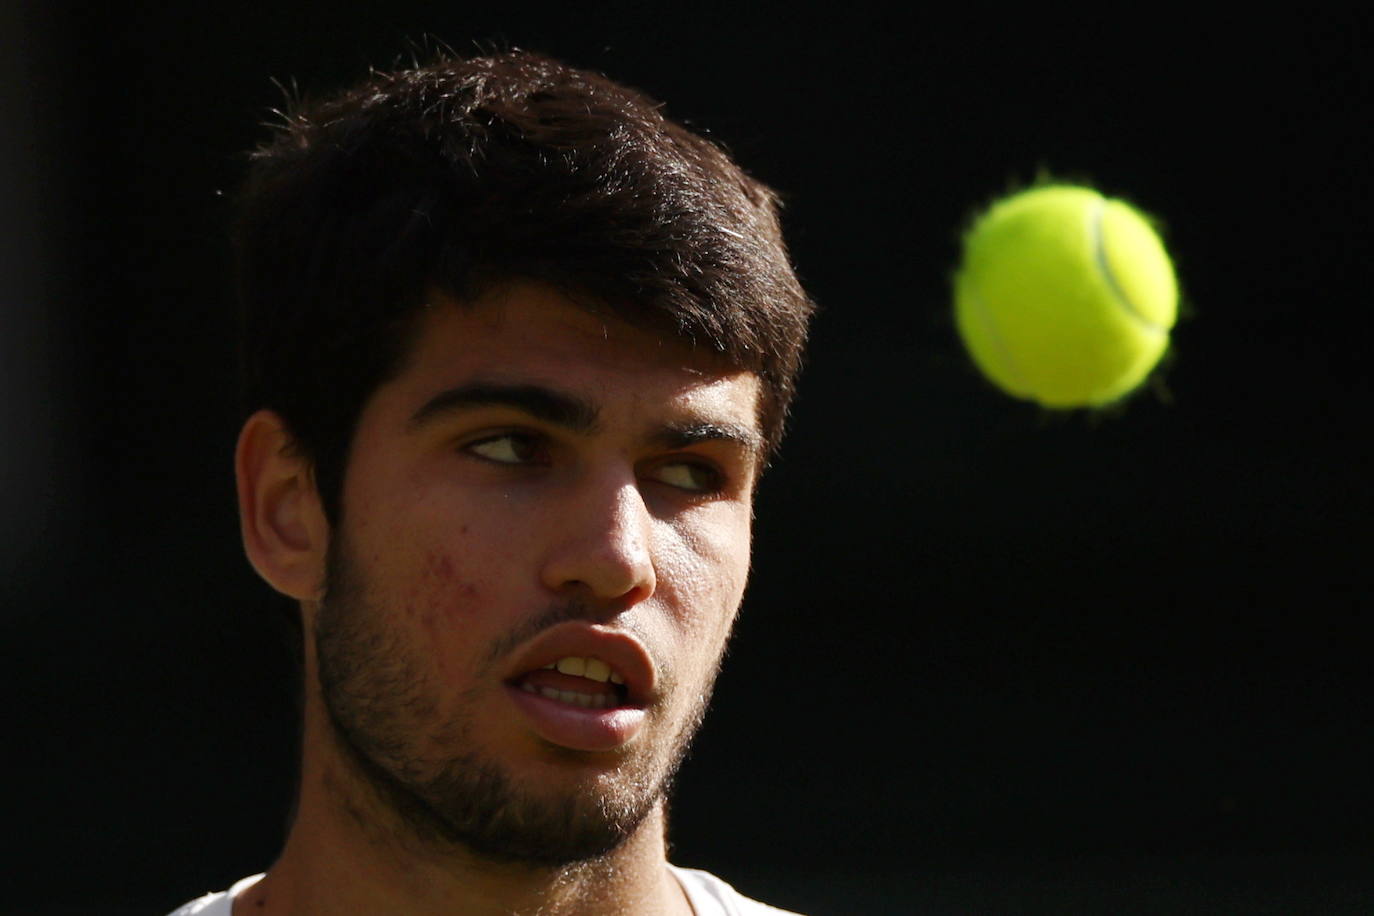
[393,746,667,867]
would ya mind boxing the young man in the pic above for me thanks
[171,50,814,915]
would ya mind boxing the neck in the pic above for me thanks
[235,672,689,916]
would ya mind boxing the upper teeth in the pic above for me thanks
[545,656,626,685]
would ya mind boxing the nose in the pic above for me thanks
[540,471,657,610]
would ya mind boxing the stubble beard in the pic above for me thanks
[313,534,722,869]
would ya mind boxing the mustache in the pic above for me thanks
[479,600,604,671]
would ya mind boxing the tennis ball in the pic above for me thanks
[953,185,1178,408]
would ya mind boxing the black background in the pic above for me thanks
[5,5,1372,914]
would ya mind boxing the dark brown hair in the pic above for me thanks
[236,50,814,522]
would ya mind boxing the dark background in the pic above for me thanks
[5,5,1371,914]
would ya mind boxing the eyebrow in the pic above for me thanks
[650,421,762,457]
[408,381,763,457]
[409,383,600,433]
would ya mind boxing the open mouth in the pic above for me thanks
[512,656,632,710]
[504,636,653,751]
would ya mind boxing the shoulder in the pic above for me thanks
[670,865,807,916]
[165,874,265,916]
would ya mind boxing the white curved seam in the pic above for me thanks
[1091,199,1166,336]
[965,284,1029,396]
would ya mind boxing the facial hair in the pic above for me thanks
[313,532,723,868]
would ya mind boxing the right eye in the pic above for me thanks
[464,432,543,466]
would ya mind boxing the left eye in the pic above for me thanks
[466,433,540,465]
[650,461,720,493]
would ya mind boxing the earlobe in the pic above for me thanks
[235,409,329,601]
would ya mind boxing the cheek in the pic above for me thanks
[657,510,752,640]
[394,544,490,683]
[412,550,484,616]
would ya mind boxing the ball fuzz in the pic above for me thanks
[953,185,1178,408]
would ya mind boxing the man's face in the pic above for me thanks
[313,283,761,866]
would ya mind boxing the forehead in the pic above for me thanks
[389,282,762,422]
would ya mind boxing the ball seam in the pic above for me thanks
[962,283,1029,397]
[1090,199,1168,336]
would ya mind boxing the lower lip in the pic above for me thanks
[506,685,647,752]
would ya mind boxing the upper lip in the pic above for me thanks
[504,622,657,707]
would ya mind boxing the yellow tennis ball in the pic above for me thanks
[953,185,1178,408]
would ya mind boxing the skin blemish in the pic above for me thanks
[417,551,485,621]
[424,552,456,582]
[443,580,482,624]
[412,556,453,668]
[419,605,440,640]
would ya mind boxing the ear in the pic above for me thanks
[235,409,330,601]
